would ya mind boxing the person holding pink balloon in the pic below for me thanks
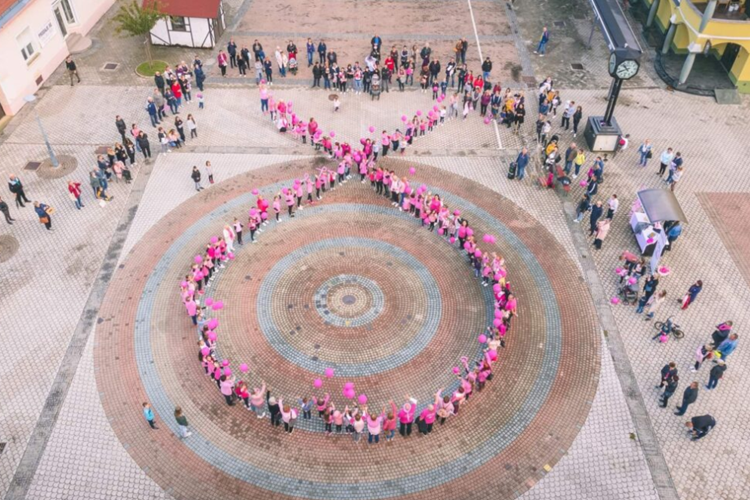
[397,396,418,437]
[249,381,266,418]
[313,392,330,418]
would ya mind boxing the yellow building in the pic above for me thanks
[644,0,750,92]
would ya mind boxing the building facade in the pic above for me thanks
[148,0,225,48]
[644,0,750,92]
[0,0,114,119]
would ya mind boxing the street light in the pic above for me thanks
[24,94,59,168]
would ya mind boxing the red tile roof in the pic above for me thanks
[0,0,24,20]
[143,0,221,19]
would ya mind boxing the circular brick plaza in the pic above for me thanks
[94,158,601,500]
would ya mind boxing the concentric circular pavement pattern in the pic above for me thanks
[95,158,601,500]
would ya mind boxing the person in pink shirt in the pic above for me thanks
[185,297,198,325]
[217,51,228,76]
[363,405,386,444]
[272,195,282,222]
[451,386,466,415]
[249,381,267,418]
[397,395,418,437]
[220,374,236,406]
[435,389,454,425]
[332,406,344,433]
[294,181,304,210]
[305,176,314,204]
[416,403,436,435]
[278,398,298,433]
[313,392,330,418]
[284,190,295,218]
[322,407,333,435]
[383,400,398,441]
[381,131,391,156]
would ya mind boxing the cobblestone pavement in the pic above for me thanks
[1,0,750,498]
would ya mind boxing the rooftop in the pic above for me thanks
[143,0,221,19]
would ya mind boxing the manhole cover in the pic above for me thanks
[571,63,584,70]
[24,161,41,171]
[102,62,119,71]
[35,154,79,179]
[553,21,565,28]
[0,235,20,263]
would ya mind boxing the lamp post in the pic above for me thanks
[24,94,59,168]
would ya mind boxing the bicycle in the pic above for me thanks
[653,317,685,340]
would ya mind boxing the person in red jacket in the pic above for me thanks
[67,180,84,209]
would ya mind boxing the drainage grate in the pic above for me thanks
[553,21,565,28]
[571,63,585,70]
[24,161,41,171]
[102,62,119,71]
[0,443,5,455]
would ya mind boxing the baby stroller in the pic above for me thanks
[288,56,298,76]
[617,281,639,305]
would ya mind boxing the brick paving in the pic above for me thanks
[93,159,600,499]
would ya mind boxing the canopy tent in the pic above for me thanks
[637,189,688,225]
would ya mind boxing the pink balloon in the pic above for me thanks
[181,281,188,288]
[611,296,620,304]
[194,255,203,264]
[228,253,235,260]
[222,359,230,366]
[324,367,335,378]
[478,334,487,343]
[358,394,368,404]
[452,366,460,374]
[404,186,412,194]
[313,378,323,388]
[210,236,218,244]
[466,228,474,237]
[416,110,422,116]
[449,237,456,244]
[212,301,224,311]
[579,180,587,187]
[195,272,203,280]
[252,189,259,195]
[463,242,471,250]
[239,363,249,373]
[489,351,498,361]
[205,298,214,306]
[494,273,502,280]
[282,187,288,195]
[492,284,501,293]
[494,309,503,318]
[224,368,232,376]
[200,347,210,356]
[401,115,408,122]
[207,318,218,330]
[493,318,502,328]
[453,210,460,216]
[368,126,375,133]
[409,167,416,175]
[344,382,354,390]
[438,228,444,235]
[615,267,623,274]
[261,212,268,220]
[207,331,217,341]
[484,117,491,124]
[433,105,439,112]
[628,277,637,285]
[330,131,336,137]
[249,208,258,216]
[344,389,355,399]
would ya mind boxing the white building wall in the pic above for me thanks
[0,0,115,116]
[150,16,215,48]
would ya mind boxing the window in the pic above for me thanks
[17,28,37,63]
[170,16,188,31]
[60,0,76,24]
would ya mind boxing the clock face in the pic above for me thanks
[616,60,639,79]
[609,53,617,76]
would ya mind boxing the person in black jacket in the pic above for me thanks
[115,115,127,142]
[318,40,327,64]
[8,175,31,208]
[191,166,202,191]
[227,38,238,68]
[312,63,322,87]
[154,72,165,96]
[674,381,698,415]
[706,360,726,390]
[65,56,80,86]
[482,57,493,80]
[656,362,678,388]
[660,374,679,407]
[136,131,151,160]
[685,414,715,440]
[589,200,603,236]
[0,196,14,224]
[267,391,281,427]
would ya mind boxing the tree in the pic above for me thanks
[113,0,166,67]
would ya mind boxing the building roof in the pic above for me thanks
[144,0,221,19]
[0,0,30,30]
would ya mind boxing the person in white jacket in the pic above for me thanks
[223,225,235,253]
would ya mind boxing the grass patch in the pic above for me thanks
[136,60,168,77]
